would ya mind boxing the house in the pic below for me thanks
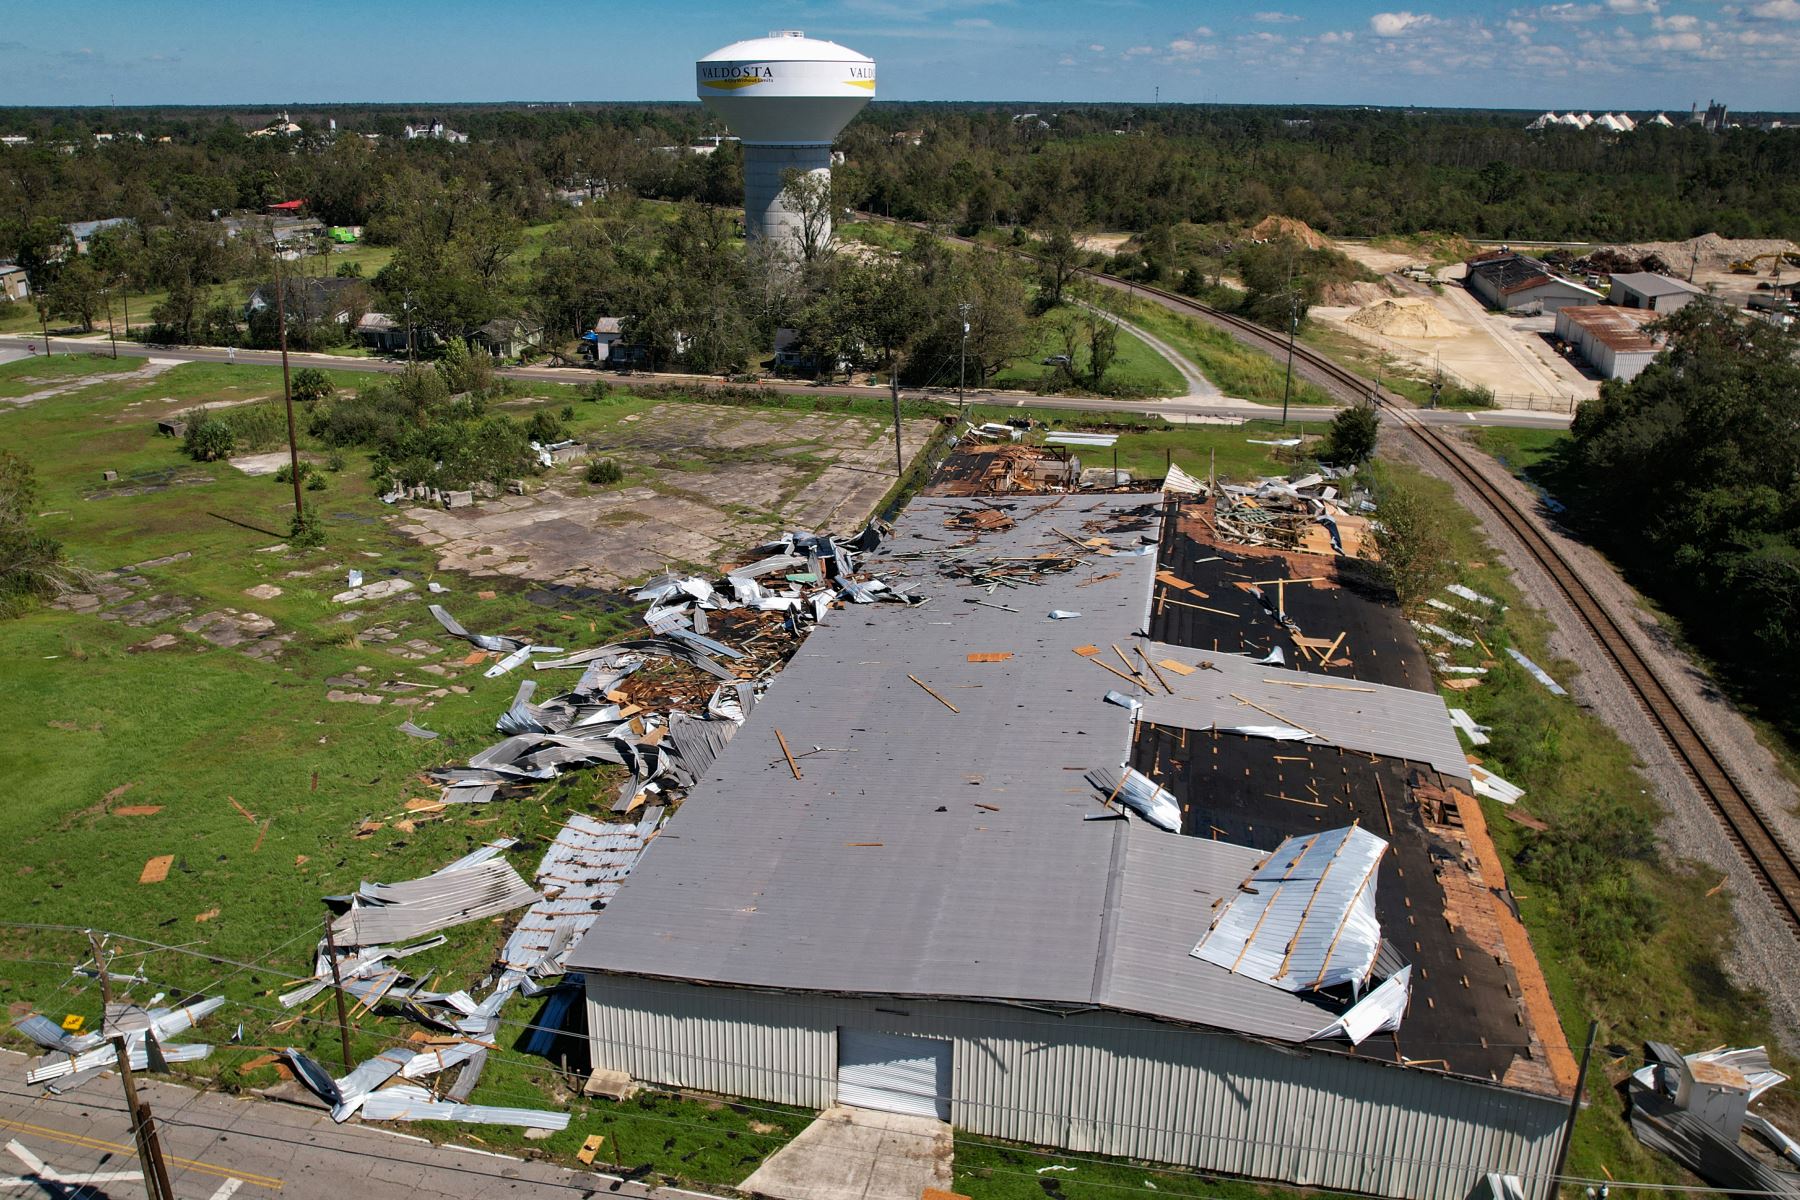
[770,327,848,377]
[403,121,468,144]
[567,490,1575,1200]
[0,265,30,303]
[0,135,29,148]
[1555,304,1663,380]
[1464,252,1603,313]
[355,312,413,354]
[245,277,366,328]
[581,316,625,364]
[65,217,133,254]
[469,317,543,359]
[1607,271,1704,314]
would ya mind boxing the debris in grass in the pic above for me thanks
[139,855,173,884]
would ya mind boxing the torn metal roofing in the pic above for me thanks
[1133,640,1472,778]
[332,853,540,947]
[499,809,663,974]
[1190,825,1388,995]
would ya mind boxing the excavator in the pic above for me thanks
[1729,251,1800,275]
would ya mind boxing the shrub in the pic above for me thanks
[292,368,335,405]
[305,473,327,491]
[273,461,317,484]
[526,409,570,445]
[325,450,346,472]
[288,507,324,548]
[1,451,80,618]
[581,380,613,402]
[1322,403,1380,464]
[184,419,235,462]
[585,458,623,486]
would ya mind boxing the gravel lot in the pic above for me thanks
[1391,428,1800,1051]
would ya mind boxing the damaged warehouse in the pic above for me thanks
[567,491,1576,1200]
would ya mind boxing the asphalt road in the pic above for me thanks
[0,1051,713,1200]
[0,334,1575,431]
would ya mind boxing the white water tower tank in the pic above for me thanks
[696,31,875,253]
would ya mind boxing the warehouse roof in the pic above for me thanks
[1468,254,1601,299]
[1608,272,1703,299]
[1561,304,1662,353]
[569,493,1344,1040]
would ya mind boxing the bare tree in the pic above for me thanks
[779,169,837,264]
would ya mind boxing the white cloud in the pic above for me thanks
[1605,0,1659,12]
[1317,29,1355,42]
[1253,10,1303,21]
[1369,10,1435,35]
[1122,44,1156,55]
[1653,12,1699,28]
[1088,42,1106,51]
[1505,18,1537,33]
[1529,3,1604,20]
[953,17,993,27]
[1746,0,1800,17]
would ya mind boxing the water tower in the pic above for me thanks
[696,31,875,254]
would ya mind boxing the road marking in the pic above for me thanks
[1,1138,144,1194]
[209,1176,245,1200]
[0,1122,281,1190]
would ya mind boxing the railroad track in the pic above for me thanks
[1055,258,1800,938]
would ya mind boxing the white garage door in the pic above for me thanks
[836,1029,951,1120]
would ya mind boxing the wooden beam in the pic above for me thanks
[775,728,802,780]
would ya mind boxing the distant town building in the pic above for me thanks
[404,121,468,144]
[246,277,366,328]
[1607,272,1704,314]
[1464,252,1603,313]
[1556,304,1663,380]
[0,134,30,148]
[249,111,303,138]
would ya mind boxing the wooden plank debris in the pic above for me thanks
[775,729,803,780]
[908,674,961,713]
[139,855,174,884]
[966,652,1014,663]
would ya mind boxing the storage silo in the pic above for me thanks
[696,31,875,254]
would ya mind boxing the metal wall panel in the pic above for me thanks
[585,976,1566,1200]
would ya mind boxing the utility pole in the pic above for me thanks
[1280,291,1297,428]
[321,908,355,1069]
[89,932,170,1200]
[104,288,118,359]
[1549,1021,1599,1200]
[273,232,304,525]
[958,301,971,412]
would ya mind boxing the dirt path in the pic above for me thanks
[1074,300,1223,402]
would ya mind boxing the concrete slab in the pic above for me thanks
[741,1105,951,1200]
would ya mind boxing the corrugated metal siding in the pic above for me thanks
[586,976,1565,1200]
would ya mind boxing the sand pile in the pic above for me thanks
[1248,214,1329,249]
[1348,298,1464,338]
[1598,233,1799,272]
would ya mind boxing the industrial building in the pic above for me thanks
[1607,272,1704,314]
[570,488,1576,1200]
[696,31,874,255]
[1556,304,1663,380]
[1465,252,1602,313]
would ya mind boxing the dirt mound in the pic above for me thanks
[1248,215,1328,250]
[1596,233,1800,273]
[1347,298,1464,339]
[1322,280,1394,307]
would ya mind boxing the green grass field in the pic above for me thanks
[1074,283,1336,407]
[986,307,1186,399]
[0,357,959,1188]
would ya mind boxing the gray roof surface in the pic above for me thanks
[571,495,1165,1005]
[1608,271,1704,297]
[569,493,1349,1038]
[1135,640,1472,778]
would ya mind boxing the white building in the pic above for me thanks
[1556,304,1662,380]
[404,121,468,144]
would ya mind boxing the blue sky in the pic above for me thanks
[3,0,1796,110]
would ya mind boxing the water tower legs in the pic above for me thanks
[742,144,833,254]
